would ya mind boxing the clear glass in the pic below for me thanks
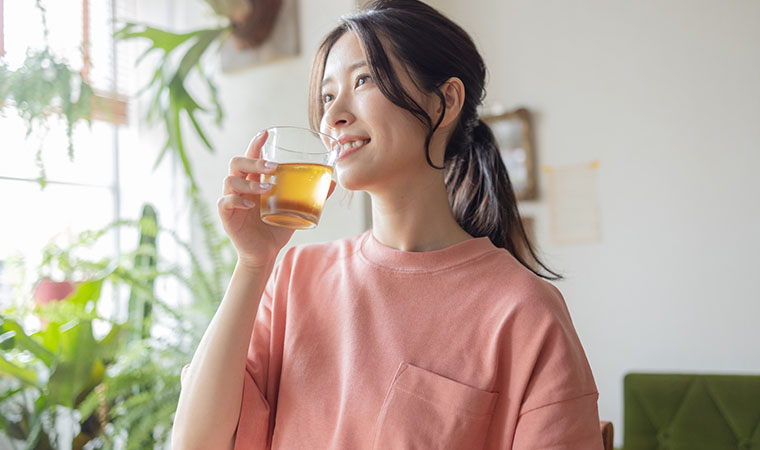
[259,126,341,229]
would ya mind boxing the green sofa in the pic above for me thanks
[623,373,760,450]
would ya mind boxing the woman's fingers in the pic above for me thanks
[229,156,278,178]
[246,130,268,159]
[223,175,273,196]
[228,130,275,178]
[217,194,255,213]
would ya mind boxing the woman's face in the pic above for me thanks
[319,31,438,193]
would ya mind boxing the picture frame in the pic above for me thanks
[481,108,538,201]
[220,0,300,73]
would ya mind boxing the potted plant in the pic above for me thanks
[0,198,236,448]
[0,277,125,449]
[0,1,283,446]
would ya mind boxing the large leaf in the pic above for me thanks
[0,318,55,366]
[47,321,98,408]
[66,279,104,309]
[33,322,62,354]
[95,324,125,362]
[174,28,224,83]
[73,358,105,408]
[115,22,229,191]
[0,354,39,387]
[115,23,208,57]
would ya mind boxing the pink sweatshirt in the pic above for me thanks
[231,231,602,449]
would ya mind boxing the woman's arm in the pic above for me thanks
[171,260,274,450]
[170,131,295,449]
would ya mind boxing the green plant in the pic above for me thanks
[93,195,234,449]
[0,195,236,449]
[115,23,229,193]
[0,0,101,188]
[0,278,125,449]
[114,0,290,193]
[126,205,158,342]
[1,0,280,446]
[0,49,95,188]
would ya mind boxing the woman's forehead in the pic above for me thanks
[322,32,368,82]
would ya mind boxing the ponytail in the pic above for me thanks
[444,118,562,280]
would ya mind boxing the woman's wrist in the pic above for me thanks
[236,253,276,273]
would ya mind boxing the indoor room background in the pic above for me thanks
[1,0,758,448]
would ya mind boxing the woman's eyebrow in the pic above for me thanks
[321,61,368,88]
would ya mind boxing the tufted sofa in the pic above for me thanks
[622,373,760,450]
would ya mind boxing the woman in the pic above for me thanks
[172,1,602,449]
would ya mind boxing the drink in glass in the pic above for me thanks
[259,126,340,229]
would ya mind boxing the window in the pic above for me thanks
[0,0,188,319]
[0,0,123,307]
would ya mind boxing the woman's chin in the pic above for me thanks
[336,169,368,192]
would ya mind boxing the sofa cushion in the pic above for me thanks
[624,373,760,450]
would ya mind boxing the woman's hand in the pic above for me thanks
[217,131,336,269]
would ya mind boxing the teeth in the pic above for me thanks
[341,139,369,151]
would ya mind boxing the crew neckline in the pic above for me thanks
[358,230,497,273]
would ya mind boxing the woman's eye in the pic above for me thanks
[322,93,334,104]
[356,74,371,87]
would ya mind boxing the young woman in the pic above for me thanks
[172,1,603,449]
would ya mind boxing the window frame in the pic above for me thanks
[0,0,127,267]
[0,0,128,124]
[0,0,4,58]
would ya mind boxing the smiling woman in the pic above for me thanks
[172,2,602,449]
[315,32,439,194]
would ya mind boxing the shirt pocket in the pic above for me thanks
[372,362,499,450]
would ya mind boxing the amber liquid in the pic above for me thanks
[260,163,334,229]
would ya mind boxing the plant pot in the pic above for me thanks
[33,278,76,305]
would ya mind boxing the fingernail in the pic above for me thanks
[243,199,254,207]
[255,130,266,139]
[264,161,278,169]
[259,183,273,190]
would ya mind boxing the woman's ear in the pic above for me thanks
[436,77,465,129]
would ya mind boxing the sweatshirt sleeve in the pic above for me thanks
[512,393,603,450]
[497,283,604,450]
[233,266,284,450]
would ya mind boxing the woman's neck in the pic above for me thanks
[369,173,472,252]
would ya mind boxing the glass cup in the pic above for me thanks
[259,126,341,230]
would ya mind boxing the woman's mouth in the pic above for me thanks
[338,139,370,160]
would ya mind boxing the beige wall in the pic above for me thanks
[433,0,760,444]
[172,0,760,446]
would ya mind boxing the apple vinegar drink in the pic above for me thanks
[260,163,334,229]
[258,127,340,230]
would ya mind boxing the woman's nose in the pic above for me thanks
[322,96,355,130]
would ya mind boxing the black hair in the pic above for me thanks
[309,0,561,280]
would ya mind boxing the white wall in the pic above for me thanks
[433,0,760,445]
[172,0,760,446]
